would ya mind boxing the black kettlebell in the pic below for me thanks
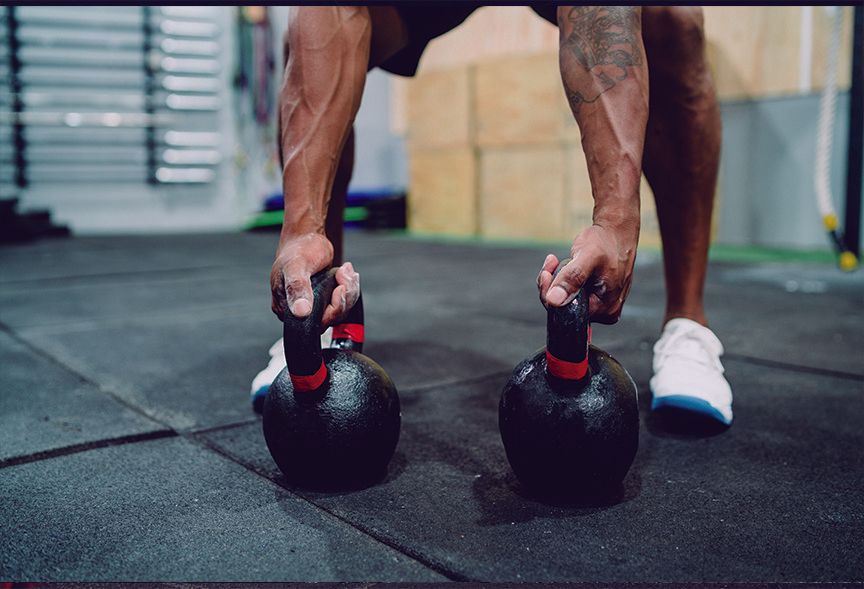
[262,268,400,488]
[499,261,639,495]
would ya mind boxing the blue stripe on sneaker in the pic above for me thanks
[251,385,269,402]
[651,394,732,426]
[251,385,270,414]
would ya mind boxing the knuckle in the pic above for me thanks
[603,314,621,326]
[283,276,307,294]
[592,306,620,325]
[561,266,589,290]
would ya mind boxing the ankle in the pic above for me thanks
[663,310,708,328]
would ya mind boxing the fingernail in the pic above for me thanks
[546,286,567,306]
[290,298,312,317]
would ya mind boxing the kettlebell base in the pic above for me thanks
[277,462,391,492]
[514,475,628,505]
[511,469,627,500]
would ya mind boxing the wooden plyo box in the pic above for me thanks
[405,66,474,149]
[474,52,576,147]
[404,41,712,245]
[407,146,478,236]
[480,144,568,241]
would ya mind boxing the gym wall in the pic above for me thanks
[392,6,859,251]
[1,6,250,234]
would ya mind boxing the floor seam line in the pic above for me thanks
[401,370,512,394]
[0,322,177,430]
[724,353,864,381]
[190,434,474,582]
[189,418,260,436]
[0,430,178,469]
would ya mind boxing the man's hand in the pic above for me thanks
[537,222,638,324]
[270,233,360,328]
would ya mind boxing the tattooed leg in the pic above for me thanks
[642,7,721,327]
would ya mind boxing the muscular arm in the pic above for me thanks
[279,7,368,236]
[540,6,649,323]
[271,7,369,321]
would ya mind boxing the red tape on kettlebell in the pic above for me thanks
[290,361,328,392]
[332,323,365,343]
[546,350,589,380]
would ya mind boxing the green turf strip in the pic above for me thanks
[706,243,837,264]
[246,207,369,230]
[343,206,369,222]
[245,210,284,230]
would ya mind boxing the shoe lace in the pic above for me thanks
[654,327,725,374]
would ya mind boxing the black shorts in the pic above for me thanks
[379,5,558,77]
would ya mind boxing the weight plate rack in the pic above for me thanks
[0,5,224,197]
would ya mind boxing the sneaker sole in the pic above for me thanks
[651,394,732,427]
[251,385,268,414]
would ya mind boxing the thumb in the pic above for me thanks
[545,258,590,307]
[284,271,314,318]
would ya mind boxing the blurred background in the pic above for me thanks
[0,5,861,257]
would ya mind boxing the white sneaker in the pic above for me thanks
[250,328,333,413]
[649,318,733,426]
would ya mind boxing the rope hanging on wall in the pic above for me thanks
[815,6,858,271]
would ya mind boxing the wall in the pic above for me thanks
[351,69,409,193]
[393,6,859,251]
[10,6,245,234]
[718,92,853,249]
[8,6,408,235]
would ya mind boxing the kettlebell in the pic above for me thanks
[262,268,401,488]
[498,261,639,495]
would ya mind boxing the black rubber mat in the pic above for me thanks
[1,231,861,582]
[200,358,863,582]
[1,436,442,581]
[0,331,167,464]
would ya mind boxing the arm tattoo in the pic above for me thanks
[561,7,642,112]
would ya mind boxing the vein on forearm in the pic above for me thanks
[279,8,369,235]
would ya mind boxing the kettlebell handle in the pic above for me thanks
[332,292,365,352]
[282,267,338,391]
[546,259,591,382]
[282,267,338,328]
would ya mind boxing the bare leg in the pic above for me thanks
[641,7,721,327]
[318,7,405,267]
[321,7,407,267]
[326,128,354,266]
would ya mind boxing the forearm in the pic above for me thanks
[558,6,648,235]
[278,7,370,243]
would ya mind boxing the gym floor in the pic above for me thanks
[1,230,862,582]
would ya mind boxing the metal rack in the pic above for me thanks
[0,5,224,193]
